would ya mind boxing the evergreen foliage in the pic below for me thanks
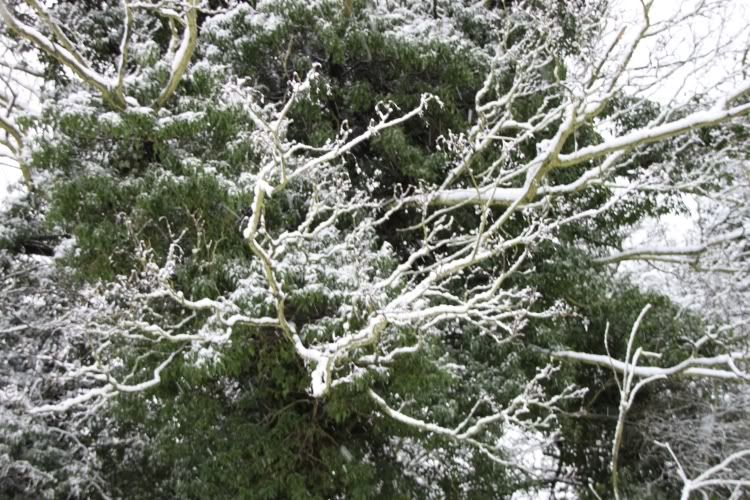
[1,0,749,498]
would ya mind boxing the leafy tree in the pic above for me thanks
[1,0,749,498]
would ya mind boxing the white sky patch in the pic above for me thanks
[0,165,20,192]
[613,0,749,105]
[618,201,699,286]
[503,424,576,499]
[603,0,748,265]
[0,44,42,193]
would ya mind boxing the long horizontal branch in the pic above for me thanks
[408,103,750,209]
[593,228,745,265]
[404,151,616,207]
[549,349,750,381]
[30,349,180,413]
[558,99,750,168]
[411,186,526,207]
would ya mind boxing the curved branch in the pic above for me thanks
[0,1,124,109]
[154,0,198,108]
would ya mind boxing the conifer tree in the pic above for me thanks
[1,0,749,498]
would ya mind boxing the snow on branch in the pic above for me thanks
[368,364,586,479]
[3,0,750,490]
[0,0,199,111]
[154,0,198,108]
[411,0,750,211]
[0,1,121,107]
[548,349,750,382]
[0,34,42,188]
[593,227,746,265]
[558,100,750,169]
[657,442,750,500]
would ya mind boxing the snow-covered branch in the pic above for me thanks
[547,349,750,382]
[657,442,750,500]
[593,227,746,265]
[0,0,199,112]
[3,0,750,494]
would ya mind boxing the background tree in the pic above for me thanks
[1,0,749,498]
